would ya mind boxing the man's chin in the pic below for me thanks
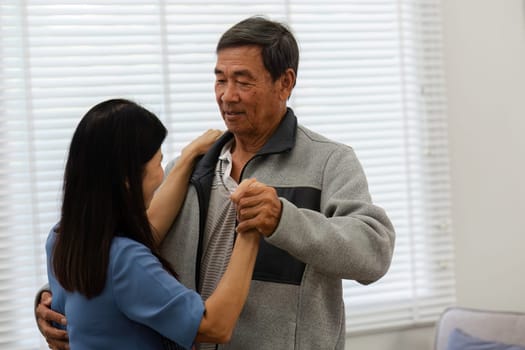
[223,112,245,123]
[223,118,244,132]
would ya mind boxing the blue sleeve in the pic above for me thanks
[46,228,67,330]
[111,239,205,349]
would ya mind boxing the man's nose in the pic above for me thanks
[221,83,239,102]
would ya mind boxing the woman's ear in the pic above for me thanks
[279,68,296,101]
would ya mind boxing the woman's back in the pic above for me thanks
[46,227,204,350]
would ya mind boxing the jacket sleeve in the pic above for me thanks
[266,146,395,284]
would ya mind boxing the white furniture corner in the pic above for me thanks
[434,307,525,350]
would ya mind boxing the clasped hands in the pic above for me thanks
[230,178,282,238]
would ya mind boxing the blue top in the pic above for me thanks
[46,228,205,350]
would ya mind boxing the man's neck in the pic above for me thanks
[229,108,288,181]
[229,141,256,182]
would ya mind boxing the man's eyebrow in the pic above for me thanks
[234,70,255,79]
[214,68,255,80]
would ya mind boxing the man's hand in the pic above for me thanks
[36,291,69,350]
[230,178,282,237]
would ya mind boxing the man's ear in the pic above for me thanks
[279,68,296,101]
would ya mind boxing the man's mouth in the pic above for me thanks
[224,110,244,117]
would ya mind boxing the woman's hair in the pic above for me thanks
[53,98,173,298]
[216,16,299,86]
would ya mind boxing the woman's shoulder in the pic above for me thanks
[109,236,159,272]
[110,236,151,258]
[112,236,143,249]
[45,223,60,253]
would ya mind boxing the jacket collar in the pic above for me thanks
[257,107,297,156]
[192,107,297,180]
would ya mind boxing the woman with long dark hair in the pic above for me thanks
[46,99,260,349]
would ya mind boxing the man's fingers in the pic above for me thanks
[235,218,259,234]
[36,310,68,339]
[43,331,70,350]
[38,317,69,349]
[234,183,282,237]
[37,302,67,326]
[231,178,266,204]
[230,178,257,203]
[236,184,277,217]
[40,291,53,306]
[36,291,69,348]
[40,320,69,341]
[46,338,70,350]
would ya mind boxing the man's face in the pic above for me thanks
[214,46,286,139]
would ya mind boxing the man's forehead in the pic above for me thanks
[214,66,255,77]
[215,60,264,77]
[216,46,262,64]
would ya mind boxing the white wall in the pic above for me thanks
[445,0,525,311]
[346,1,525,349]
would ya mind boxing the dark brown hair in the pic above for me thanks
[53,98,174,298]
[217,16,299,86]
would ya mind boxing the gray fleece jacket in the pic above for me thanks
[160,108,395,350]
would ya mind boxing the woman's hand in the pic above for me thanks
[181,129,223,160]
[148,129,223,244]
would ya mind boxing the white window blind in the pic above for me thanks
[0,1,455,348]
[292,1,456,334]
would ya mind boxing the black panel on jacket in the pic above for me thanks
[252,186,321,285]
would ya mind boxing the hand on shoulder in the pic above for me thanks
[181,129,224,160]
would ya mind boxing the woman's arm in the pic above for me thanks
[195,179,261,343]
[147,129,222,244]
